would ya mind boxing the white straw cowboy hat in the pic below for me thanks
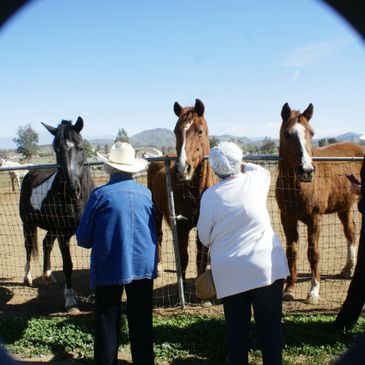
[97,142,148,173]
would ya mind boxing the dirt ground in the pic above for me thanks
[0,164,362,363]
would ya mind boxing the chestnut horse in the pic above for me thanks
[147,99,214,279]
[275,103,365,304]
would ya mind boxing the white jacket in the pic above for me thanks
[197,163,289,299]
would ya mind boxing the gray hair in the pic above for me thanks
[103,163,130,176]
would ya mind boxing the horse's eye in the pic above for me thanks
[284,131,291,139]
[196,129,203,136]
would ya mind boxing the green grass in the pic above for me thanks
[0,313,364,364]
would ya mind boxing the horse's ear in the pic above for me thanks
[41,122,57,136]
[281,103,291,122]
[303,103,313,121]
[174,102,183,117]
[195,99,205,117]
[74,117,84,133]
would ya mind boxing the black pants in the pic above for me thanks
[222,279,284,365]
[335,214,365,330]
[335,155,365,330]
[94,279,154,365]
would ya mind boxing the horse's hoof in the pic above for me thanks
[306,294,320,305]
[23,276,32,286]
[339,266,353,279]
[202,301,212,307]
[66,306,81,315]
[42,273,57,285]
[282,291,295,301]
[156,263,164,277]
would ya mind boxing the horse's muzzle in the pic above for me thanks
[176,163,193,181]
[69,180,81,199]
[297,165,315,182]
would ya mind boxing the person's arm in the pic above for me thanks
[242,162,271,191]
[197,191,214,247]
[75,191,98,249]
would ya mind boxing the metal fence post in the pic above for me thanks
[164,158,185,308]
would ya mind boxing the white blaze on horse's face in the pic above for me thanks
[30,172,57,210]
[292,122,315,174]
[177,120,193,180]
[66,140,75,148]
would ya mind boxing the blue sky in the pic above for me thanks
[1,0,365,147]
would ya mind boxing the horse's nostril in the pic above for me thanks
[298,165,305,175]
[187,165,192,174]
[298,165,315,175]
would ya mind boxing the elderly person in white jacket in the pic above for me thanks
[197,141,289,365]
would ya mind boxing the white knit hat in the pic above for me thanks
[208,141,243,176]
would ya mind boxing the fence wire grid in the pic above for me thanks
[0,156,363,315]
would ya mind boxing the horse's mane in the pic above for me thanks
[53,120,81,148]
[174,110,195,132]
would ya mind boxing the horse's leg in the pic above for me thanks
[23,225,37,286]
[156,212,164,276]
[337,209,357,278]
[281,212,299,301]
[306,214,322,305]
[176,221,190,280]
[42,231,57,284]
[57,234,78,311]
[196,235,208,276]
[10,173,15,192]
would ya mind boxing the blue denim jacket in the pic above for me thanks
[76,173,158,288]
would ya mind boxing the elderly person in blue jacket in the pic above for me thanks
[197,141,289,365]
[76,142,157,365]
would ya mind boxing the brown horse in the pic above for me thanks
[275,103,365,304]
[147,99,214,279]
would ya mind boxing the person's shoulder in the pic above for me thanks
[90,183,108,196]
[129,180,151,195]
[202,184,220,199]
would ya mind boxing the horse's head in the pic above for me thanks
[42,117,87,198]
[173,99,210,181]
[279,103,315,182]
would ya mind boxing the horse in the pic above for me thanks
[19,117,94,311]
[275,102,365,304]
[0,159,30,191]
[147,99,214,279]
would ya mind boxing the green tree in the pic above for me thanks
[318,138,327,147]
[12,124,39,161]
[115,128,130,143]
[209,136,220,147]
[260,137,277,154]
[83,139,94,158]
[327,137,338,144]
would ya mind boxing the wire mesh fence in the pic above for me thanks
[0,156,363,315]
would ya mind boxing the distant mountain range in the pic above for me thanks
[90,130,365,149]
[0,129,363,150]
[334,132,363,142]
